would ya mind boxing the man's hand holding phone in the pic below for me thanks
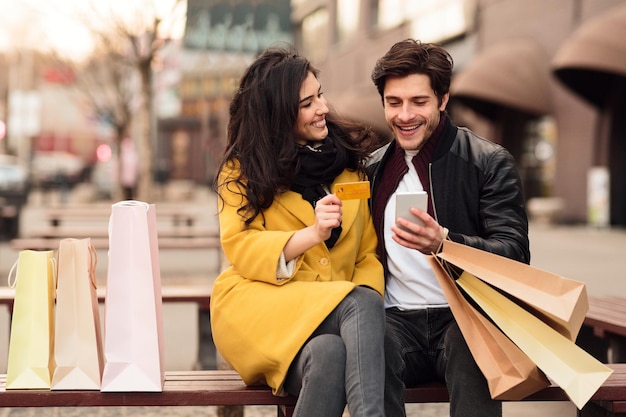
[393,191,447,254]
[395,191,428,231]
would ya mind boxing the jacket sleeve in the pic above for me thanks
[217,167,302,285]
[448,148,530,264]
[350,198,385,296]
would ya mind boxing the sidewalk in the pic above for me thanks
[528,222,626,297]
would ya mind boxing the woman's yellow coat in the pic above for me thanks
[210,167,384,396]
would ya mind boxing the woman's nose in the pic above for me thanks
[316,100,329,115]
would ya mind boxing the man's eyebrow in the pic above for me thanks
[384,94,430,100]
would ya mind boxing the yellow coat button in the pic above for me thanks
[320,258,329,266]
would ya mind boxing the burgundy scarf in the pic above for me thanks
[372,113,447,239]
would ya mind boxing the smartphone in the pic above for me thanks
[395,191,428,230]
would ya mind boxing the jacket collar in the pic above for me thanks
[432,114,458,161]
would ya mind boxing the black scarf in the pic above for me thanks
[291,138,347,248]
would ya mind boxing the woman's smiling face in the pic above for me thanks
[294,71,329,145]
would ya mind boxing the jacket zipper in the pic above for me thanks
[428,162,439,223]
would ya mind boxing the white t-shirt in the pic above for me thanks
[383,151,448,310]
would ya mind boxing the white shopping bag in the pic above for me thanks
[101,201,165,392]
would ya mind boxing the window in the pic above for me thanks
[302,8,330,63]
[377,0,404,30]
[376,0,469,42]
[408,0,467,43]
[337,0,360,41]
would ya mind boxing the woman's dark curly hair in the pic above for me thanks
[213,45,380,226]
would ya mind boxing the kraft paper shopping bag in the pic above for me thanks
[429,256,550,400]
[52,238,104,390]
[436,240,588,340]
[101,200,165,392]
[456,271,613,410]
[6,250,56,390]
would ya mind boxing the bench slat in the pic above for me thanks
[32,227,217,240]
[10,236,220,251]
[0,371,296,408]
[1,365,625,408]
[586,296,626,338]
[612,401,626,413]
[0,285,212,312]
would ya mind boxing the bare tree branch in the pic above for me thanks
[65,0,186,201]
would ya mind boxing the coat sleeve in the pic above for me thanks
[350,198,385,296]
[217,167,302,285]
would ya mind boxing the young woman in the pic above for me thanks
[210,46,385,417]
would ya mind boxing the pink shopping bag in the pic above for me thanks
[101,201,165,392]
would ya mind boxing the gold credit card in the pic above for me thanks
[334,181,371,200]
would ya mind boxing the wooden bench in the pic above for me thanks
[44,205,200,229]
[585,296,626,339]
[10,236,220,251]
[21,204,213,241]
[0,365,625,416]
[12,205,220,251]
[32,225,218,239]
[0,283,212,314]
[580,296,626,363]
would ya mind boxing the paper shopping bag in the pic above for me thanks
[101,201,165,392]
[436,241,588,340]
[52,238,104,390]
[6,250,56,389]
[429,256,550,400]
[456,271,613,409]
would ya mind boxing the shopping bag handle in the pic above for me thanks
[7,259,18,288]
[51,256,57,290]
[89,243,98,290]
[441,258,461,280]
[112,200,150,209]
[109,200,150,238]
[8,254,56,289]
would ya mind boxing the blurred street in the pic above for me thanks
[1,185,625,416]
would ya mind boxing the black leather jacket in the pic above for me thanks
[368,117,530,265]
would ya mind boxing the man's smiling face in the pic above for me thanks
[383,73,449,151]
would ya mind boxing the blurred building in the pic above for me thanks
[157,0,294,184]
[156,45,249,185]
[291,0,626,226]
[1,51,99,187]
[5,0,624,226]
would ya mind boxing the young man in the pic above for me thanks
[367,39,530,417]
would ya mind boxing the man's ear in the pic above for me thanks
[440,93,450,111]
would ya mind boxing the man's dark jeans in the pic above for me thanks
[384,306,502,417]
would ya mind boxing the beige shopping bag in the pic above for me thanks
[436,240,588,340]
[429,256,550,400]
[456,271,613,409]
[6,250,56,389]
[52,238,104,390]
[101,201,165,392]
